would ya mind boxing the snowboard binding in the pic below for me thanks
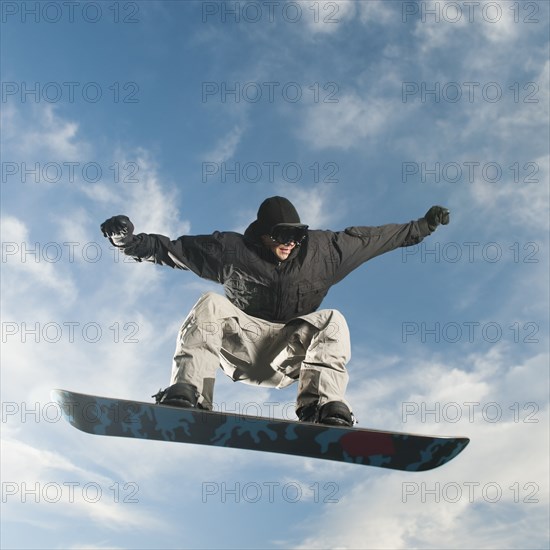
[153,382,200,409]
[297,401,355,427]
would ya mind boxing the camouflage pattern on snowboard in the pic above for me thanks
[52,389,469,471]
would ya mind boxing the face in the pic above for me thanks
[261,235,297,261]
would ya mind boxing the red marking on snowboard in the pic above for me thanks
[52,390,470,470]
[340,431,395,457]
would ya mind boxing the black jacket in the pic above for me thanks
[120,218,432,323]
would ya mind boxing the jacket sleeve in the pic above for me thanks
[118,231,225,282]
[331,218,431,283]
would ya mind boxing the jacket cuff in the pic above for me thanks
[109,234,135,248]
[417,217,433,236]
[121,233,149,261]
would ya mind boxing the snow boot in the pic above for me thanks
[152,382,200,409]
[297,401,354,427]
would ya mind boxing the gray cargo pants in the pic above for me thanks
[170,292,352,414]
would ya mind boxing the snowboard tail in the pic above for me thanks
[52,389,469,471]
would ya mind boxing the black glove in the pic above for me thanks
[424,206,450,232]
[100,215,135,247]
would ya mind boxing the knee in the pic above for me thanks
[194,291,236,319]
[202,291,225,304]
[300,308,350,346]
[198,291,228,310]
[327,310,350,338]
[325,310,351,360]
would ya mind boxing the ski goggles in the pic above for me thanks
[268,224,309,246]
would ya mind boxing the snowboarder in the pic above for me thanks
[100,196,449,427]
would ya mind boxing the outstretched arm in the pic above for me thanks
[100,215,225,281]
[331,206,449,282]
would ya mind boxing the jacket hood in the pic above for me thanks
[245,196,306,237]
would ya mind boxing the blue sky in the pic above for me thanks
[1,1,549,548]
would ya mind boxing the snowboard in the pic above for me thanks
[51,389,469,471]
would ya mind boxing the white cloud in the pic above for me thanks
[2,103,91,160]
[290,344,549,549]
[476,0,521,44]
[277,184,344,229]
[4,104,191,241]
[230,185,345,233]
[1,100,294,547]
[468,153,549,233]
[298,0,357,35]
[1,215,78,304]
[358,0,398,26]
[80,147,190,239]
[412,0,520,54]
[203,124,245,164]
[1,438,167,532]
[293,471,548,548]
[299,92,394,150]
[52,207,96,250]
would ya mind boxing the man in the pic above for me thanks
[101,196,449,427]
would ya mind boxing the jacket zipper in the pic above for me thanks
[274,261,283,320]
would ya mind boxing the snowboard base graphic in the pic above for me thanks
[52,389,469,471]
